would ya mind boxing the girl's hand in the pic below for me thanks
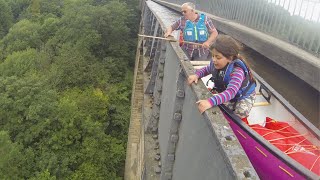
[196,100,212,114]
[188,75,199,85]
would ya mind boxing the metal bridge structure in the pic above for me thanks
[125,0,320,179]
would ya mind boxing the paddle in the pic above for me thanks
[138,34,203,46]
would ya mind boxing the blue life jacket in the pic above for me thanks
[183,14,208,43]
[210,59,256,100]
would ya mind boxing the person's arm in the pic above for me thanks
[164,26,173,38]
[195,60,213,78]
[202,17,218,48]
[203,29,218,48]
[208,67,245,106]
[188,61,213,85]
[164,17,182,38]
[197,67,245,113]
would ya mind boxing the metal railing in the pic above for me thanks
[130,1,260,179]
[165,0,320,57]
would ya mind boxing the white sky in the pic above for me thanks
[267,0,320,22]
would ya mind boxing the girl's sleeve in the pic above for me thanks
[207,67,245,106]
[195,61,213,78]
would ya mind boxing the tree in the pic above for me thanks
[0,0,13,38]
[0,48,50,77]
[48,44,101,90]
[39,17,60,47]
[0,19,42,59]
[0,131,34,179]
[30,0,40,16]
[105,73,132,141]
[0,75,58,147]
[0,0,139,178]
[40,0,63,17]
[6,0,30,21]
[30,170,57,180]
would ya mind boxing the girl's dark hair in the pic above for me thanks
[210,35,255,82]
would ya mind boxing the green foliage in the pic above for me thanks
[45,4,101,57]
[47,39,131,90]
[0,19,42,58]
[0,131,27,179]
[0,75,58,146]
[39,17,60,43]
[0,48,51,77]
[30,0,40,16]
[6,0,30,21]
[0,0,13,38]
[49,44,94,89]
[95,1,131,58]
[30,170,57,180]
[105,73,132,141]
[39,0,63,17]
[46,1,131,60]
[60,87,109,123]
[0,0,139,178]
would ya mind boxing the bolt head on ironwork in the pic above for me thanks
[157,84,162,91]
[158,72,164,78]
[174,113,182,121]
[225,135,233,141]
[160,58,165,64]
[155,99,161,106]
[167,154,175,162]
[171,134,179,143]
[164,173,172,180]
[243,170,252,178]
[155,154,161,161]
[152,127,158,133]
[155,167,161,174]
[177,90,185,98]
[153,111,159,118]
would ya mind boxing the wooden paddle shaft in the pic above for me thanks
[138,34,203,46]
[253,102,270,107]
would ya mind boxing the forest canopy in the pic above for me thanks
[0,0,140,179]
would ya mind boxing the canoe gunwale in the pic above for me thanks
[252,71,320,139]
[218,71,320,179]
[219,104,319,179]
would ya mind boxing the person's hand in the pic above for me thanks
[164,32,172,38]
[196,100,212,113]
[188,75,198,85]
[202,41,211,48]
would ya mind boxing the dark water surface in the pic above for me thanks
[242,47,320,129]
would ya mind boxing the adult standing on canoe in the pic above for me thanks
[188,35,256,123]
[164,2,218,61]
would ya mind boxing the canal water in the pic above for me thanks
[242,47,320,129]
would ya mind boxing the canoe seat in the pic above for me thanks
[190,61,211,66]
[253,102,270,107]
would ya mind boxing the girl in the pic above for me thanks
[188,35,256,122]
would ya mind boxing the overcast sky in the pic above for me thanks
[268,0,320,22]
